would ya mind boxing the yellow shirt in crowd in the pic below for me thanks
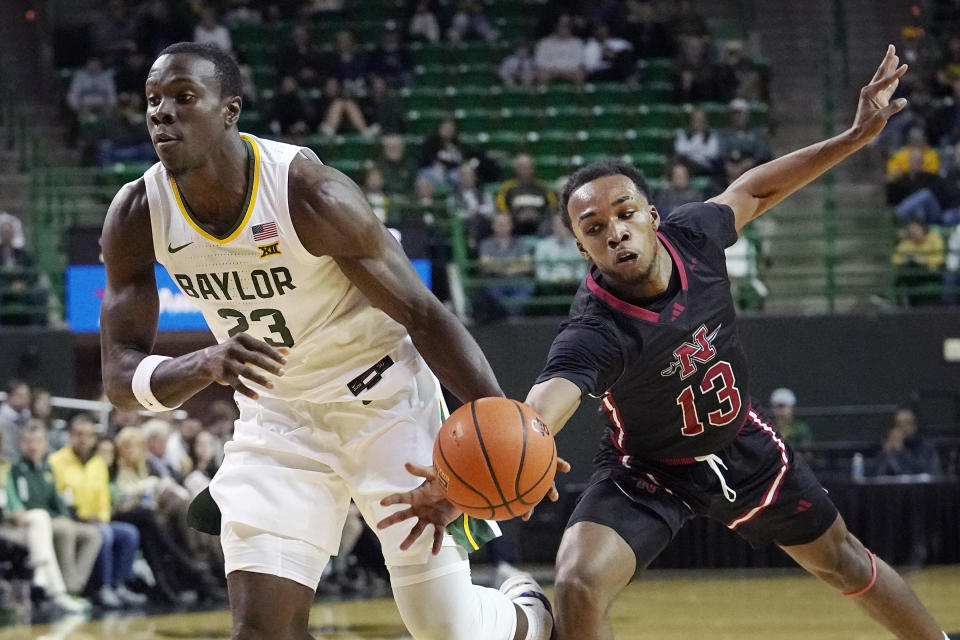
[48,445,111,523]
[891,232,946,271]
[886,146,940,178]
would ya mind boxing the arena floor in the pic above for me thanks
[1,565,958,639]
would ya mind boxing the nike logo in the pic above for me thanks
[168,242,193,253]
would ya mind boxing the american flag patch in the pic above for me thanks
[251,222,278,242]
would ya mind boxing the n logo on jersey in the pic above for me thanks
[258,242,281,259]
[660,324,720,379]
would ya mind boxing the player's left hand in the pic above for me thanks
[520,456,572,521]
[377,462,462,555]
[851,44,909,142]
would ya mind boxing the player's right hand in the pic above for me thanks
[201,333,287,400]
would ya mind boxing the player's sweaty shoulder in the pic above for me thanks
[287,153,381,258]
[102,178,154,266]
[104,178,150,236]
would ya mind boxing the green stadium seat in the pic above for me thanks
[638,58,674,83]
[526,130,575,157]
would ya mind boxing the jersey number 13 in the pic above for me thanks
[676,361,741,436]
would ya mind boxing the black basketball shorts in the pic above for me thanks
[567,407,839,566]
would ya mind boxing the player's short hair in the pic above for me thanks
[157,42,242,99]
[560,158,652,229]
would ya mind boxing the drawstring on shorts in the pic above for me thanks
[695,454,737,503]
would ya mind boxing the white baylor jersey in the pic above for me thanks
[141,133,419,403]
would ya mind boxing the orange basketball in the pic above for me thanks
[433,397,557,520]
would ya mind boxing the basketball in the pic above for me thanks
[433,397,557,520]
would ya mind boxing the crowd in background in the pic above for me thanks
[0,377,401,617]
[882,25,960,305]
[47,0,776,324]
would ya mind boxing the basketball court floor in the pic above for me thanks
[1,565,957,639]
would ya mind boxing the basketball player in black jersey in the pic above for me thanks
[380,46,948,639]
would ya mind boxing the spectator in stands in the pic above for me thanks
[266,75,314,139]
[205,401,237,464]
[113,426,223,604]
[376,134,417,197]
[328,30,368,90]
[719,98,772,167]
[715,39,769,102]
[496,153,558,237]
[140,419,180,481]
[317,77,371,137]
[223,0,263,27]
[277,23,326,88]
[408,0,441,43]
[886,147,954,225]
[623,0,673,59]
[725,227,769,310]
[0,435,90,614]
[363,166,390,222]
[133,0,193,58]
[943,224,960,305]
[0,219,47,327]
[369,22,413,87]
[163,416,202,479]
[90,0,138,67]
[874,408,942,476]
[476,212,534,319]
[657,162,704,217]
[97,93,157,165]
[30,388,55,432]
[0,208,24,249]
[0,380,30,459]
[534,214,585,284]
[892,217,946,306]
[420,118,467,186]
[10,425,102,599]
[935,35,960,96]
[535,14,586,86]
[878,82,936,153]
[48,415,144,609]
[113,52,150,99]
[667,0,709,40]
[673,34,713,103]
[66,56,117,120]
[929,78,960,147]
[451,162,495,252]
[583,23,635,84]
[448,0,497,43]
[184,431,220,499]
[768,387,813,446]
[193,7,233,54]
[498,41,537,87]
[887,126,940,178]
[363,74,406,135]
[407,175,447,226]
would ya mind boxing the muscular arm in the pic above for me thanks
[100,181,284,411]
[288,157,503,402]
[710,45,908,230]
[524,377,583,436]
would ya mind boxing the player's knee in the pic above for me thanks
[554,568,607,614]
[231,620,281,640]
[813,532,872,592]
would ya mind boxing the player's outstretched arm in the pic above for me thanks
[709,44,908,230]
[524,377,583,437]
[100,182,286,411]
[288,157,503,403]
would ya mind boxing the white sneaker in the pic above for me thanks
[94,586,121,609]
[51,593,90,614]
[114,584,147,606]
[499,573,554,640]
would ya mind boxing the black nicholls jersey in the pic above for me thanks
[536,202,751,463]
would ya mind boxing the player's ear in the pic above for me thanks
[575,239,591,260]
[649,205,661,230]
[224,96,242,127]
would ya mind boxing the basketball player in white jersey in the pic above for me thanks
[99,42,554,640]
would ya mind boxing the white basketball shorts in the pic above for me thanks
[210,357,456,588]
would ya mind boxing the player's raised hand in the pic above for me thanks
[851,44,909,141]
[377,462,462,555]
[202,333,287,400]
[520,456,572,522]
